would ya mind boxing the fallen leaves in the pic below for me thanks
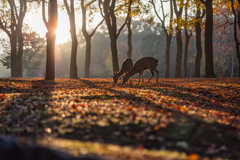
[0,77,239,159]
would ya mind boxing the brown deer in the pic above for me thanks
[122,57,159,84]
[113,57,133,84]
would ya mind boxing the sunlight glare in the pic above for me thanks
[25,8,82,44]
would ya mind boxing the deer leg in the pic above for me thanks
[147,69,154,83]
[139,71,143,84]
[138,73,141,84]
[153,68,159,84]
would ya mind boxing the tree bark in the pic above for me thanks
[17,21,23,78]
[165,35,172,78]
[194,19,202,77]
[84,37,91,78]
[45,32,56,80]
[173,0,183,78]
[230,0,240,77]
[184,32,191,77]
[127,17,132,58]
[69,32,78,79]
[65,0,78,79]
[111,39,120,72]
[10,33,17,77]
[175,29,183,78]
[204,0,216,77]
[16,0,26,77]
[44,0,58,80]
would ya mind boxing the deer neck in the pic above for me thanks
[116,68,125,77]
[127,69,137,78]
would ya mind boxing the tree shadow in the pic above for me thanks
[1,78,240,159]
[54,79,240,159]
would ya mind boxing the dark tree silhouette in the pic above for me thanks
[126,0,133,58]
[173,0,183,78]
[42,0,58,80]
[0,0,27,77]
[99,0,129,72]
[200,0,216,77]
[150,0,173,78]
[194,1,205,77]
[82,0,104,78]
[183,0,192,77]
[63,0,78,79]
[230,0,240,77]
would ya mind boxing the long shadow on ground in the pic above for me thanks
[1,78,240,159]
[57,78,240,159]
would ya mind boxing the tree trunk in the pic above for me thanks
[16,0,26,78]
[10,34,17,77]
[127,17,132,58]
[17,24,23,77]
[194,19,202,77]
[165,35,172,78]
[68,2,78,79]
[184,33,190,77]
[175,28,183,78]
[238,60,240,77]
[204,0,216,78]
[45,32,56,80]
[173,0,183,78]
[84,37,91,78]
[69,33,78,79]
[45,0,58,80]
[111,39,120,72]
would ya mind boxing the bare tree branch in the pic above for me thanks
[98,0,104,18]
[86,0,97,8]
[150,0,163,23]
[0,20,11,38]
[42,0,48,29]
[90,19,104,37]
[116,15,129,39]
[63,0,71,15]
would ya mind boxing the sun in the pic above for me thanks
[25,8,82,44]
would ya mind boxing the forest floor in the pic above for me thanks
[0,77,240,160]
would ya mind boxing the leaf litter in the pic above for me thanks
[0,77,240,159]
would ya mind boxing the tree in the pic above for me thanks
[183,0,192,77]
[194,0,205,77]
[81,0,104,78]
[173,0,183,78]
[230,0,240,77]
[99,0,130,72]
[0,31,46,76]
[200,0,216,77]
[0,0,27,77]
[150,0,173,78]
[63,0,79,79]
[126,0,133,58]
[42,0,58,80]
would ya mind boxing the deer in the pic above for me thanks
[113,57,133,84]
[122,57,159,85]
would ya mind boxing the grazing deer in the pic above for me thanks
[113,57,133,84]
[122,57,159,84]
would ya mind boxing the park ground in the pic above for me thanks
[0,77,240,160]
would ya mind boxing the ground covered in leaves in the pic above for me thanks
[0,77,240,160]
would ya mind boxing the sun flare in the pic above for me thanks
[25,9,82,44]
